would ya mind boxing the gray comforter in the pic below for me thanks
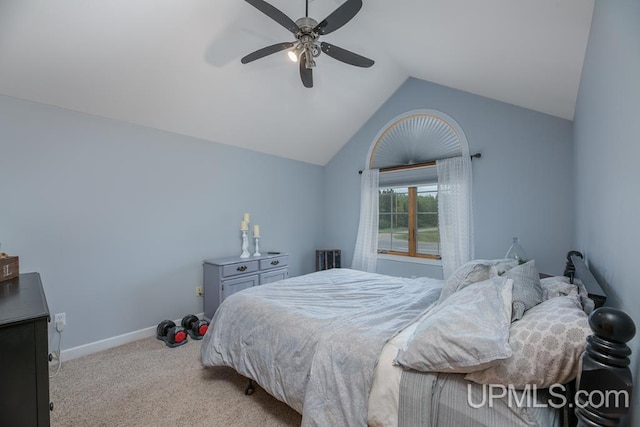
[201,268,442,427]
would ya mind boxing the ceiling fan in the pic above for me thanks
[241,0,374,88]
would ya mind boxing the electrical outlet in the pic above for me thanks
[196,286,204,297]
[54,312,66,332]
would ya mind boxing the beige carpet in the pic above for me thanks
[49,336,302,426]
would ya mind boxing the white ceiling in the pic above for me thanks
[0,0,594,166]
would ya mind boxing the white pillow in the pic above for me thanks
[540,276,595,314]
[394,276,513,373]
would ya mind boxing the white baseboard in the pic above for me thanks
[60,312,205,361]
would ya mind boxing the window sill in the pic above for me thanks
[377,254,443,266]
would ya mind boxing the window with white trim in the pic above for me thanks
[367,110,469,262]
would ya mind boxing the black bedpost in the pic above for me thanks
[575,307,636,426]
[564,250,583,284]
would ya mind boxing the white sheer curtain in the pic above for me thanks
[437,156,474,278]
[351,169,379,272]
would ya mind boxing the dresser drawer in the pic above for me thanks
[222,260,259,278]
[259,255,288,271]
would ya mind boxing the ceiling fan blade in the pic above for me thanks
[241,42,295,64]
[300,54,313,88]
[320,42,374,67]
[314,0,362,35]
[245,0,299,35]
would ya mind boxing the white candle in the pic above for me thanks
[253,225,260,236]
[241,221,248,231]
[243,213,250,223]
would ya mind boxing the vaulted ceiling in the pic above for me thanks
[0,0,594,166]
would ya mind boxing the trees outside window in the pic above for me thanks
[378,184,440,259]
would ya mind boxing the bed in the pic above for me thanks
[200,252,635,427]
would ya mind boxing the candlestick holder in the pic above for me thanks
[253,236,261,256]
[240,229,250,258]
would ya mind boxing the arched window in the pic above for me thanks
[354,110,473,276]
[367,110,469,170]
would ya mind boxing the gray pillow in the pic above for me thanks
[438,260,497,301]
[504,260,543,321]
[439,258,519,302]
[394,276,513,373]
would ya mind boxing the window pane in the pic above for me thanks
[416,185,439,256]
[378,186,409,254]
[393,189,408,213]
[379,189,392,214]
[390,214,409,253]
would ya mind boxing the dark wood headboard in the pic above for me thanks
[564,251,636,427]
[564,250,607,308]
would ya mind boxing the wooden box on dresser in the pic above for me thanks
[0,273,51,427]
[203,253,288,320]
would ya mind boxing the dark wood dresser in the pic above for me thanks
[0,272,51,426]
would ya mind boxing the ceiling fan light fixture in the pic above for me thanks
[241,0,373,87]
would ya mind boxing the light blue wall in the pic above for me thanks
[324,78,574,278]
[573,0,640,423]
[0,95,324,350]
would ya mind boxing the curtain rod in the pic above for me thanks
[358,153,481,174]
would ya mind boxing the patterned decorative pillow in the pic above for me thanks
[395,276,513,373]
[465,295,591,389]
[504,260,543,321]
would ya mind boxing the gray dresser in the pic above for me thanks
[203,253,289,320]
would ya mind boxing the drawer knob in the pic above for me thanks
[237,265,247,272]
[271,260,279,265]
[50,402,54,411]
